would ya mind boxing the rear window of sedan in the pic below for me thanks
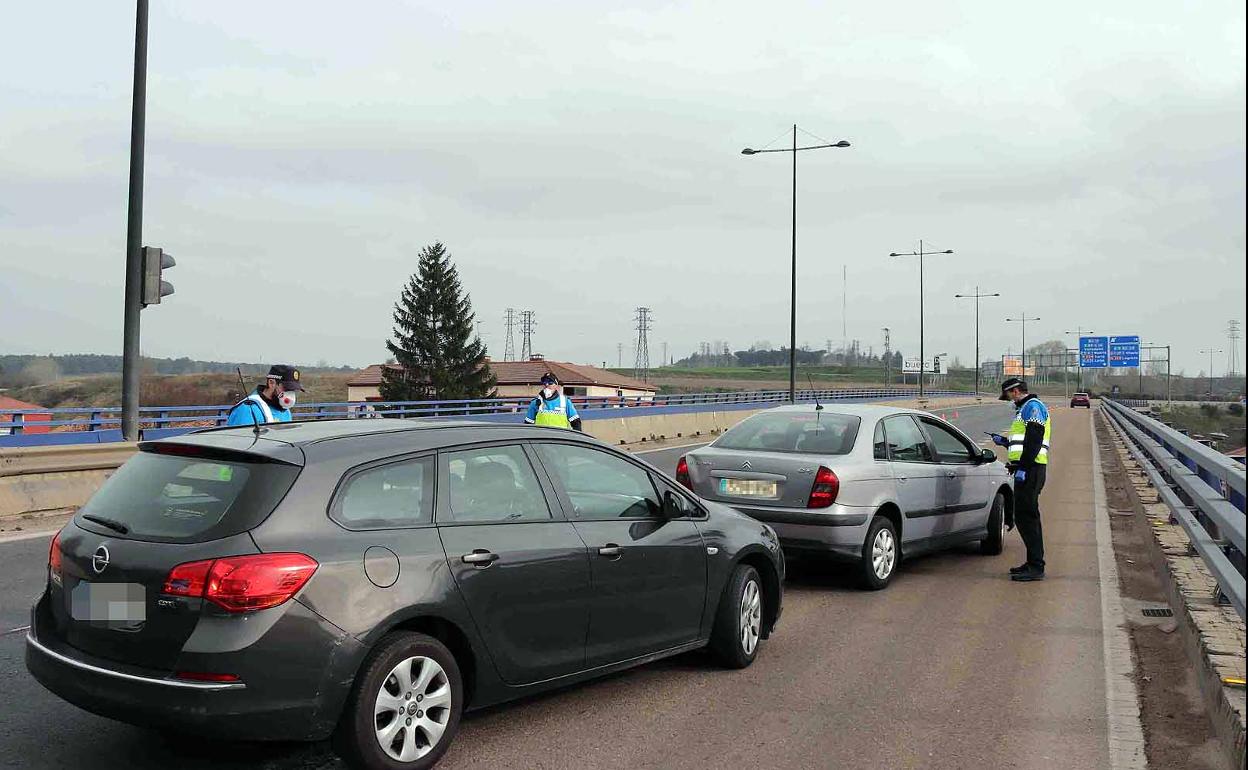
[714,412,861,454]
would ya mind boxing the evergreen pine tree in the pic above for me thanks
[380,242,496,403]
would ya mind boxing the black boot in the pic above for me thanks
[1009,563,1029,574]
[1011,566,1045,582]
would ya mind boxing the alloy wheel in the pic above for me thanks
[373,655,453,762]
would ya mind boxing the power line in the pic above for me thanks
[519,310,536,361]
[633,307,653,382]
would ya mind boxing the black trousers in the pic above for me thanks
[1014,464,1047,570]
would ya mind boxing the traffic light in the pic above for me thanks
[141,246,175,306]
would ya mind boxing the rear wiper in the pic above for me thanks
[82,514,130,534]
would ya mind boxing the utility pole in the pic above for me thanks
[503,308,517,362]
[1199,348,1223,397]
[121,0,150,442]
[662,341,668,369]
[617,343,623,369]
[954,287,1000,395]
[1006,314,1041,373]
[881,327,891,386]
[889,241,955,399]
[519,310,536,361]
[842,264,848,368]
[633,307,653,382]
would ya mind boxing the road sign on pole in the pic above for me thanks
[1079,336,1109,368]
[1109,335,1140,367]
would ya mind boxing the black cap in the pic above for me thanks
[267,364,305,392]
[540,372,558,385]
[998,377,1026,400]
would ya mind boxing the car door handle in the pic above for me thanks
[598,544,623,559]
[946,471,957,478]
[897,476,907,483]
[461,550,499,567]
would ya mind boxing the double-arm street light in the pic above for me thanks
[1199,348,1223,397]
[742,126,851,402]
[954,287,1000,395]
[889,241,954,399]
[1006,314,1041,373]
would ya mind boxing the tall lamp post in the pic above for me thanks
[1064,326,1094,391]
[889,241,954,399]
[955,287,999,395]
[742,126,851,402]
[1199,348,1223,397]
[1006,314,1041,374]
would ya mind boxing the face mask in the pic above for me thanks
[542,387,555,399]
[278,391,297,410]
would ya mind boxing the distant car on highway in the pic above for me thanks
[677,404,1013,589]
[26,421,783,770]
[1070,392,1091,408]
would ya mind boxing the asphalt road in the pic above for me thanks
[3,402,1123,770]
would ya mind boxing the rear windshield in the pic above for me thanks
[75,450,300,543]
[714,412,861,455]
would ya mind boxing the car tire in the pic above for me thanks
[335,632,463,770]
[709,563,764,669]
[980,492,1006,555]
[858,516,899,590]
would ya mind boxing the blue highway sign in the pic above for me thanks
[1079,336,1109,368]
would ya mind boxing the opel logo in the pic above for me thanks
[741,461,752,469]
[92,545,110,575]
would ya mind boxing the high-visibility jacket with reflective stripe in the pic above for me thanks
[1006,394,1051,464]
[526,394,577,429]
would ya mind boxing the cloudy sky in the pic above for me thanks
[2,1,1244,375]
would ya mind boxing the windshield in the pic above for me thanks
[714,412,861,454]
[76,449,300,543]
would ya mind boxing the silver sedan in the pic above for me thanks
[676,404,1013,589]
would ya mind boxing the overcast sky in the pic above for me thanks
[2,1,1244,376]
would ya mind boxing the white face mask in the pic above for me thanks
[278,391,297,410]
[542,387,556,399]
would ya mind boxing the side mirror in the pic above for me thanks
[662,490,683,518]
[979,448,998,464]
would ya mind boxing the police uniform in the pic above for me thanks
[524,376,582,431]
[999,378,1051,578]
[226,365,305,426]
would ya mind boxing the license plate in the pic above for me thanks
[70,582,147,628]
[720,478,778,498]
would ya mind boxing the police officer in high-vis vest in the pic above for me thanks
[989,377,1051,582]
[524,372,583,431]
[226,365,304,426]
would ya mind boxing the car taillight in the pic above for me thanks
[807,466,840,509]
[675,456,692,490]
[174,671,241,683]
[162,553,318,613]
[48,532,63,587]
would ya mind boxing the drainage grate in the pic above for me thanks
[1141,608,1173,618]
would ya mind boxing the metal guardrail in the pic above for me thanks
[0,388,972,446]
[1102,399,1246,620]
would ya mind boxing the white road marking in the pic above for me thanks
[0,528,60,545]
[1090,411,1148,769]
[633,441,711,455]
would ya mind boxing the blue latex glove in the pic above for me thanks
[1014,468,1027,484]
[989,433,1009,447]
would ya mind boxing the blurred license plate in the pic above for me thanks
[720,478,778,498]
[70,582,146,627]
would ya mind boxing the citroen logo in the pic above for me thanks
[741,461,752,470]
[92,545,110,575]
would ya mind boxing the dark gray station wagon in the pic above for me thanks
[26,421,783,770]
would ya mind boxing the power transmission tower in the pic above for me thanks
[617,343,623,369]
[503,308,517,362]
[1228,320,1242,378]
[519,310,536,361]
[633,307,653,382]
[882,327,891,385]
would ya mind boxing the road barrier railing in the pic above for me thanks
[0,387,973,446]
[1102,398,1246,620]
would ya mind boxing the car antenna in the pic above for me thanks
[236,367,262,439]
[806,372,824,411]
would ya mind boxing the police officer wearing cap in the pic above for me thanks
[988,377,1052,582]
[226,365,305,426]
[524,372,582,431]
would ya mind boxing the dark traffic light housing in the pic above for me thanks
[141,246,175,306]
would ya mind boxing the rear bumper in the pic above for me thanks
[25,594,367,741]
[729,504,870,560]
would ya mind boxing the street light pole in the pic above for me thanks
[1199,348,1223,397]
[955,287,1000,395]
[121,0,149,442]
[1064,326,1095,391]
[890,242,954,399]
[1006,314,1041,374]
[742,128,851,403]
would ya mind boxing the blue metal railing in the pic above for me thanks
[0,387,971,446]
